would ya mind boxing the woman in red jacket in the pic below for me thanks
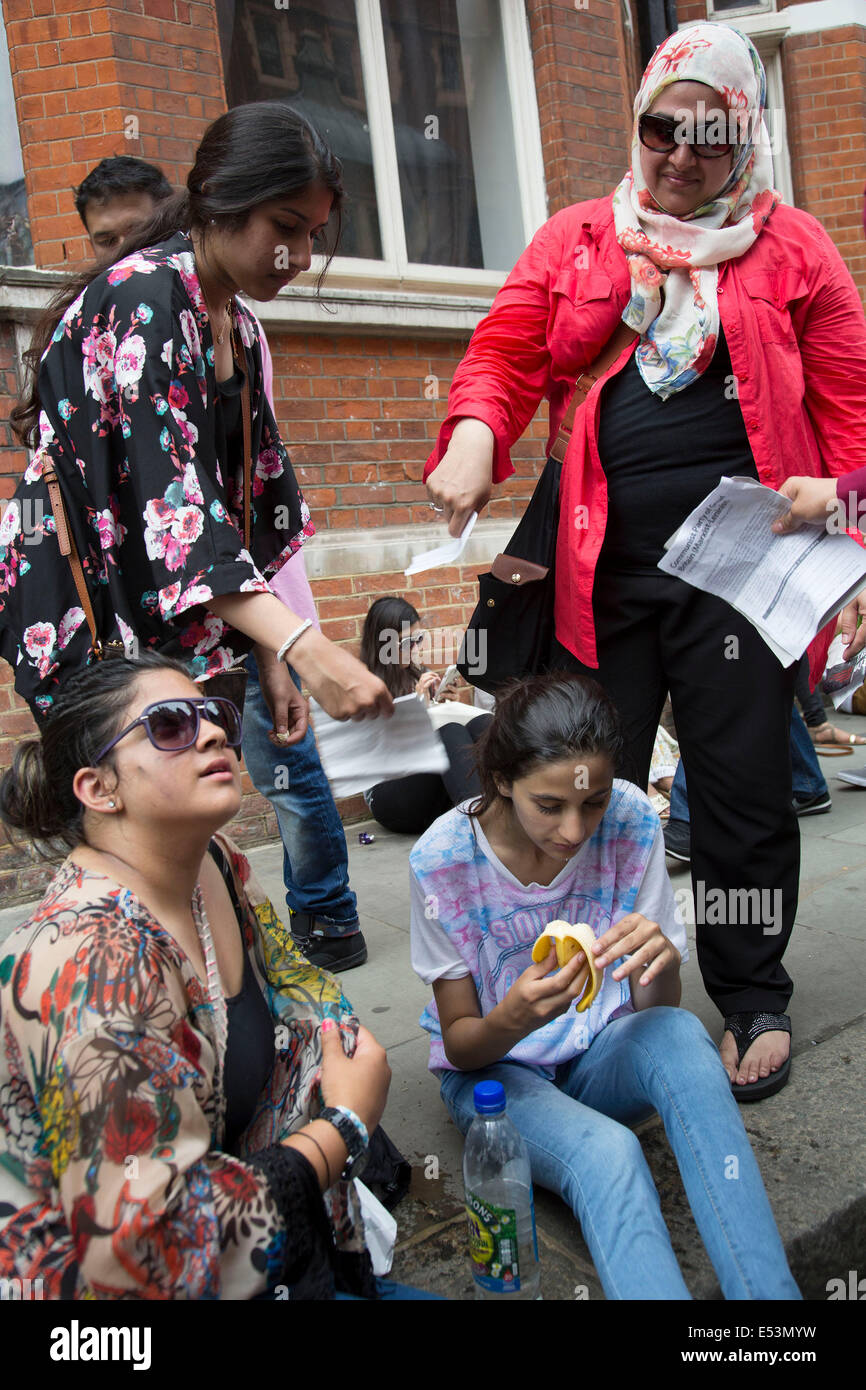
[424,24,866,1101]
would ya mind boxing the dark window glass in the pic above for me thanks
[380,0,524,271]
[0,19,33,266]
[220,0,382,261]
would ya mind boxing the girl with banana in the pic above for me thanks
[409,672,799,1299]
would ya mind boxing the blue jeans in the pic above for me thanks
[242,655,359,936]
[669,704,827,823]
[440,1008,800,1300]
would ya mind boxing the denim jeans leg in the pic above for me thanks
[242,655,359,935]
[669,759,690,824]
[561,1008,801,1300]
[439,1061,691,1299]
[790,705,829,802]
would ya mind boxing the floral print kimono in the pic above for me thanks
[0,231,313,718]
[0,834,373,1299]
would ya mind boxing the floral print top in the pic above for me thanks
[0,232,313,719]
[0,835,371,1300]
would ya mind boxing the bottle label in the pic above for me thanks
[465,1189,523,1293]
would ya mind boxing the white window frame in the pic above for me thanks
[301,0,548,295]
[707,0,775,20]
[681,12,795,209]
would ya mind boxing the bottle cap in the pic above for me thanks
[473,1080,506,1114]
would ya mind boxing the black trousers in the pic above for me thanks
[551,568,799,1019]
[367,715,491,836]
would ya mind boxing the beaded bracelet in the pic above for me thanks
[276,619,313,665]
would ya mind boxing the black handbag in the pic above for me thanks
[456,453,562,693]
[456,322,638,695]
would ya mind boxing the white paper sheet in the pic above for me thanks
[658,477,866,667]
[426,698,482,729]
[404,512,477,576]
[309,693,449,798]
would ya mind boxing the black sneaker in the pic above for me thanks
[792,790,832,817]
[663,818,691,863]
[289,912,368,971]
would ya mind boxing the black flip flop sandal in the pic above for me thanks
[723,1012,791,1103]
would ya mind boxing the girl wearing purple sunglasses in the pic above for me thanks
[0,654,434,1301]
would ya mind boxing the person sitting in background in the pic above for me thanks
[0,655,433,1301]
[647,723,679,817]
[359,596,492,836]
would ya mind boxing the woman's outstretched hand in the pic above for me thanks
[291,628,394,722]
[320,1020,391,1136]
[772,477,839,533]
[426,418,496,537]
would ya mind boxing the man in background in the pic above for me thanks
[74,156,174,267]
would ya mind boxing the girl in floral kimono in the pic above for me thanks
[1,103,391,734]
[0,654,422,1300]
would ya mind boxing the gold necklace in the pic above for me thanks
[214,297,233,346]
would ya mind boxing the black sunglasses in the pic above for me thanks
[638,113,735,159]
[94,697,243,764]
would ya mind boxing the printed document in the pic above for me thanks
[658,477,866,666]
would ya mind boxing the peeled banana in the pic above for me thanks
[531,920,602,1013]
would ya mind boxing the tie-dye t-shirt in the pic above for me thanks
[409,781,688,1076]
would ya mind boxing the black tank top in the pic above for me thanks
[206,844,274,1155]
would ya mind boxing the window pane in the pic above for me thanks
[380,0,525,271]
[710,0,770,11]
[220,0,382,261]
[0,11,33,266]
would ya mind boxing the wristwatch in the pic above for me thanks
[320,1105,370,1181]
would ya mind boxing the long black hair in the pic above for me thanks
[12,102,344,448]
[468,671,624,817]
[0,653,191,853]
[359,596,424,697]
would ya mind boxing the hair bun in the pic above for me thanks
[0,740,65,843]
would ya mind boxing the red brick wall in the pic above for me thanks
[526,0,636,212]
[269,331,546,540]
[3,0,227,268]
[783,27,866,296]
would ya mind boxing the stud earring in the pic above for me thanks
[108,801,116,809]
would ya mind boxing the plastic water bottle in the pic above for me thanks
[463,1080,541,1299]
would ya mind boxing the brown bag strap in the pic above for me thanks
[230,316,252,550]
[42,460,106,657]
[549,320,639,464]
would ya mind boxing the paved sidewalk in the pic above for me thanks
[1,720,865,1300]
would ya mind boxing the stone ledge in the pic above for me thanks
[303,517,514,579]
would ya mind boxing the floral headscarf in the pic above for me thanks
[611,24,780,399]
